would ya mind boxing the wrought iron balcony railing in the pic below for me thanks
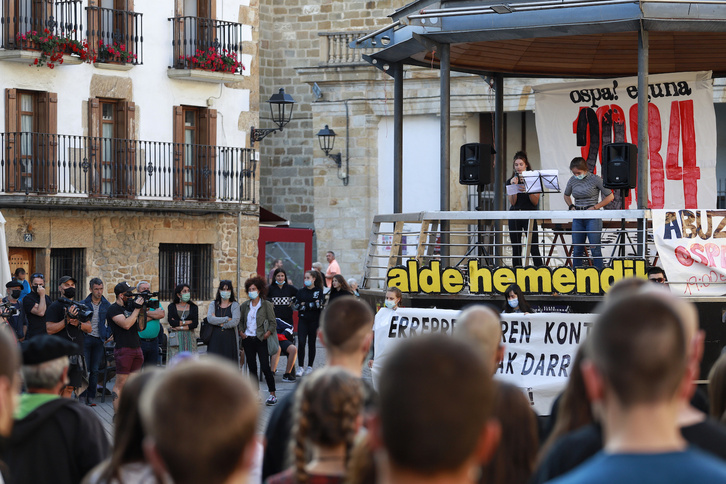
[1,0,82,50]
[86,6,142,65]
[0,132,256,203]
[169,16,243,74]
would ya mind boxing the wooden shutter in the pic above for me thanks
[37,91,57,193]
[4,1,17,49]
[117,101,135,197]
[88,98,101,195]
[198,108,217,200]
[5,89,18,192]
[172,105,184,200]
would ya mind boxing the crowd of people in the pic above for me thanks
[3,254,726,484]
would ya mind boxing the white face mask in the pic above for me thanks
[508,298,519,308]
[384,300,396,309]
[248,291,259,300]
[574,173,586,180]
[220,291,231,300]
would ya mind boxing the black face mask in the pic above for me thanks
[63,287,76,299]
[10,290,21,299]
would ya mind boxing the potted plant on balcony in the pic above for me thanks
[95,39,137,65]
[16,29,94,68]
[182,47,244,74]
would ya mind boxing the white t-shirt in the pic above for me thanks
[246,300,260,337]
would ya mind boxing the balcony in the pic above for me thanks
[168,16,244,83]
[319,31,380,66]
[0,132,257,212]
[0,0,84,65]
[86,5,143,70]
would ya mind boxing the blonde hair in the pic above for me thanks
[291,368,364,484]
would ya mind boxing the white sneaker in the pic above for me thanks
[304,366,313,376]
[296,367,304,377]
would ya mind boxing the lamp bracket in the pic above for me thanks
[250,126,279,146]
[327,152,342,168]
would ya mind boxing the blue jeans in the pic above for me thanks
[83,336,105,403]
[572,218,604,269]
[140,339,159,367]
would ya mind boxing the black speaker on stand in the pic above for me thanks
[602,142,637,257]
[459,143,495,186]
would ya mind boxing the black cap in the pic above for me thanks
[58,275,76,286]
[114,281,132,296]
[6,280,23,288]
[21,335,79,365]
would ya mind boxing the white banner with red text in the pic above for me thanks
[371,307,594,415]
[533,71,716,210]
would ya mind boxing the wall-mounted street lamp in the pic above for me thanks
[250,88,296,147]
[316,124,349,186]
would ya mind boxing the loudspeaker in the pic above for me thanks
[459,143,495,186]
[602,143,637,189]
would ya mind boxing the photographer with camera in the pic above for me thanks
[82,278,112,407]
[23,273,52,339]
[3,280,27,342]
[106,282,146,413]
[136,280,165,367]
[46,276,92,398]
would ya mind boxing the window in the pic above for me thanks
[4,88,57,193]
[159,244,213,301]
[88,97,136,197]
[172,105,217,200]
[50,248,85,294]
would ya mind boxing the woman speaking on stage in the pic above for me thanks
[507,151,544,267]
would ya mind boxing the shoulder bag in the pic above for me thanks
[199,316,214,345]
[265,302,280,355]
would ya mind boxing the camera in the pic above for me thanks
[0,301,20,319]
[126,291,160,309]
[58,297,93,322]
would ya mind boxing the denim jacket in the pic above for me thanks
[82,294,111,340]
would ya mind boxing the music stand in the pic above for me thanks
[521,170,561,194]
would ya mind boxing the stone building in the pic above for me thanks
[1,0,260,307]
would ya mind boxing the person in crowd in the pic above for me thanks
[328,274,354,303]
[268,259,284,285]
[502,283,533,314]
[709,353,726,424]
[0,328,20,483]
[455,304,505,374]
[14,268,30,301]
[507,151,544,267]
[140,357,259,484]
[311,262,325,290]
[271,317,298,382]
[107,282,146,413]
[82,278,111,407]
[82,372,158,484]
[367,286,402,371]
[136,281,165,368]
[647,266,668,285]
[347,278,360,298]
[240,276,278,405]
[480,382,539,484]
[371,335,501,484]
[547,292,726,484]
[325,251,341,289]
[268,268,298,327]
[563,156,614,269]
[4,280,27,342]
[167,283,199,360]
[22,272,51,339]
[6,335,109,484]
[267,368,364,484]
[45,276,91,399]
[293,270,325,377]
[206,280,241,363]
[262,298,376,481]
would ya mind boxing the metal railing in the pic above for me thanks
[363,210,654,289]
[85,6,142,65]
[1,0,83,49]
[319,31,380,65]
[0,132,256,203]
[169,16,243,73]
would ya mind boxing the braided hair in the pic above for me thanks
[290,367,364,484]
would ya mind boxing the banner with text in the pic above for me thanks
[533,71,716,210]
[371,308,594,415]
[652,209,726,296]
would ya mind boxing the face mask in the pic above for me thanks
[276,280,285,286]
[304,280,312,287]
[508,298,519,308]
[181,293,191,302]
[63,287,76,299]
[10,290,20,299]
[220,290,231,300]
[248,291,259,300]
[574,173,586,180]
[384,300,396,309]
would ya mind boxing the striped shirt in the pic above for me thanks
[564,173,611,208]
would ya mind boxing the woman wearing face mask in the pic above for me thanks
[367,287,402,369]
[292,270,325,377]
[501,283,533,314]
[507,151,544,267]
[167,283,198,361]
[240,276,278,405]
[267,268,298,379]
[206,280,241,363]
[564,157,614,269]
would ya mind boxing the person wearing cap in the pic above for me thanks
[82,278,112,407]
[45,276,91,399]
[0,328,20,483]
[4,335,109,484]
[22,272,51,339]
[107,282,146,413]
[3,280,27,342]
